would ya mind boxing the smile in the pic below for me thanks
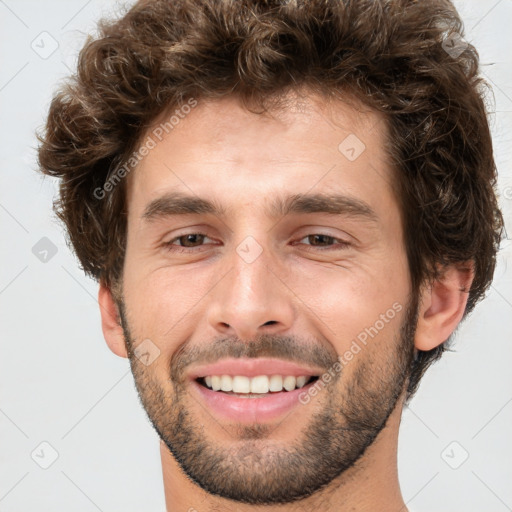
[188,358,323,423]
[198,374,317,395]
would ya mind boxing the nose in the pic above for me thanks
[207,237,296,341]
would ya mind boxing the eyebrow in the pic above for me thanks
[141,191,378,224]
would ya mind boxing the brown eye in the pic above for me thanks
[303,234,336,247]
[174,234,206,247]
[164,233,213,252]
[296,233,351,251]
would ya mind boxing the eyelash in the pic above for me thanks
[163,232,351,253]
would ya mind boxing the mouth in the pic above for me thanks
[188,358,323,423]
[196,374,319,396]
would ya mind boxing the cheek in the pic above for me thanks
[122,262,215,351]
[283,252,409,355]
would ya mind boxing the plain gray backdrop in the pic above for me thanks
[1,1,511,511]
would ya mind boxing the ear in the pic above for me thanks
[415,263,475,351]
[98,281,128,358]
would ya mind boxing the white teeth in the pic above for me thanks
[201,374,313,393]
[296,376,307,388]
[211,375,221,391]
[250,375,269,394]
[232,376,250,393]
[220,375,232,392]
[283,376,297,391]
[269,375,283,392]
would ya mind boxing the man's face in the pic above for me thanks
[118,93,415,504]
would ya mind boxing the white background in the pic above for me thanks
[0,1,511,511]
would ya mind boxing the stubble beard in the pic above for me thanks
[118,299,417,505]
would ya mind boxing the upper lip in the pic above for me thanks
[188,357,323,380]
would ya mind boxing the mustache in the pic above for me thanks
[170,333,339,384]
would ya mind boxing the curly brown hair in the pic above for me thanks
[37,0,504,398]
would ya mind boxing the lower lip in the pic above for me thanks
[190,379,315,423]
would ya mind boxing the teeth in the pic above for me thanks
[283,376,296,391]
[201,374,313,393]
[220,375,233,392]
[211,375,221,391]
[251,375,269,393]
[296,376,307,388]
[269,375,283,392]
[233,376,250,393]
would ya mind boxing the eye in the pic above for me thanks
[295,233,351,251]
[162,232,351,254]
[163,233,214,253]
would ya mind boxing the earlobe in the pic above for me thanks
[414,263,474,351]
[98,281,128,358]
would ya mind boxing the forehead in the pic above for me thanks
[125,92,393,219]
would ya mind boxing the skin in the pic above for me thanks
[98,91,473,512]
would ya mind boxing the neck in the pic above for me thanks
[160,401,407,512]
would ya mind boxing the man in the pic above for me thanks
[37,0,504,510]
